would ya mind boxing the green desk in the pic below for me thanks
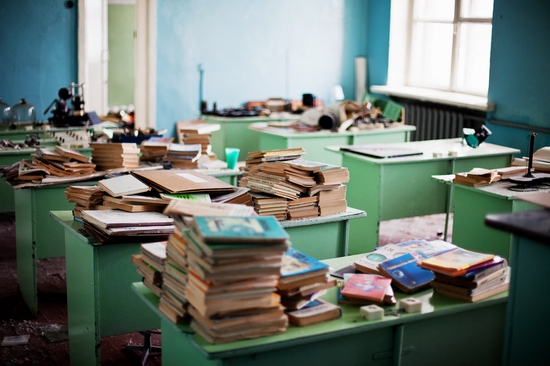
[250,123,416,166]
[433,175,541,261]
[485,209,550,365]
[204,114,296,160]
[15,181,99,315]
[132,253,508,366]
[50,210,160,366]
[0,146,92,213]
[280,207,365,259]
[0,124,92,141]
[328,139,519,255]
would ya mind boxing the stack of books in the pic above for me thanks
[511,146,550,172]
[453,167,502,187]
[277,248,340,326]
[184,215,290,344]
[338,273,395,306]
[139,136,174,162]
[418,248,509,302]
[96,174,167,213]
[162,143,202,169]
[79,209,175,244]
[64,185,105,219]
[131,241,167,297]
[90,142,140,171]
[240,150,350,220]
[249,192,289,220]
[210,187,253,206]
[177,121,220,160]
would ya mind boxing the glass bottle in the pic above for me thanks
[11,98,36,125]
[0,97,10,126]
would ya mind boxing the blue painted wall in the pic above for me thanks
[366,0,390,90]
[486,0,550,155]
[156,0,368,136]
[0,0,78,122]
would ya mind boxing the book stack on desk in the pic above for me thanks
[64,185,105,219]
[176,120,220,160]
[90,142,140,171]
[277,248,340,326]
[240,150,350,220]
[139,136,174,162]
[419,249,510,303]
[131,241,167,297]
[184,215,290,344]
[162,143,202,169]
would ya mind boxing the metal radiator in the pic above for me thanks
[405,103,467,141]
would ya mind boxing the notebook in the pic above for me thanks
[340,145,424,159]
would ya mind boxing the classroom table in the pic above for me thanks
[485,208,550,365]
[50,210,160,366]
[132,252,508,366]
[49,207,363,365]
[327,138,520,255]
[432,175,542,261]
[249,122,416,165]
[204,114,296,160]
[0,124,92,141]
[0,146,92,212]
[12,168,241,315]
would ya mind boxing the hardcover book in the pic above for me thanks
[378,253,435,293]
[80,209,174,229]
[98,174,151,197]
[191,215,289,244]
[340,274,392,303]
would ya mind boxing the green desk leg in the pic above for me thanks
[64,229,159,366]
[15,184,96,315]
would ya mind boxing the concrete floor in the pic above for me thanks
[0,211,451,365]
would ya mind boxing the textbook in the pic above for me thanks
[81,209,174,229]
[98,174,151,197]
[378,253,435,293]
[418,248,496,277]
[280,247,329,278]
[286,299,342,327]
[433,257,507,288]
[354,244,408,274]
[340,274,392,303]
[191,215,289,244]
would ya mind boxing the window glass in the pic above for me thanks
[460,0,494,19]
[414,0,455,21]
[456,23,492,94]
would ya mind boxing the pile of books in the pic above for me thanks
[511,146,550,172]
[418,248,509,302]
[4,146,96,182]
[277,248,340,327]
[184,215,290,344]
[177,121,220,158]
[131,241,167,297]
[90,142,140,171]
[139,136,174,162]
[240,149,350,220]
[453,167,502,187]
[64,185,105,219]
[97,174,168,213]
[162,143,202,169]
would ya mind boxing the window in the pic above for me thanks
[375,0,494,110]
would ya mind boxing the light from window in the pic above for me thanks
[388,0,494,97]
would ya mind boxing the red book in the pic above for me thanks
[340,274,392,303]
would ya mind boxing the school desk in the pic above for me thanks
[132,252,508,366]
[485,208,550,366]
[50,210,160,366]
[12,168,240,315]
[249,123,416,165]
[204,114,296,161]
[0,146,92,212]
[432,175,541,261]
[49,206,363,365]
[327,138,519,254]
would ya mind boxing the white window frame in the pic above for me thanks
[371,0,494,112]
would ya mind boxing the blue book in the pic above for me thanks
[378,253,435,293]
[191,215,289,244]
[280,247,329,278]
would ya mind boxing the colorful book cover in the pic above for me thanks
[280,247,329,278]
[418,248,495,275]
[354,244,410,274]
[378,253,435,293]
[340,274,392,302]
[192,215,289,244]
[393,239,457,259]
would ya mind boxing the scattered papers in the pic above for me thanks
[1,335,30,347]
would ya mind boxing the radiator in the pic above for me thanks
[405,104,466,141]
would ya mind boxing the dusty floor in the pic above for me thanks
[0,211,451,365]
